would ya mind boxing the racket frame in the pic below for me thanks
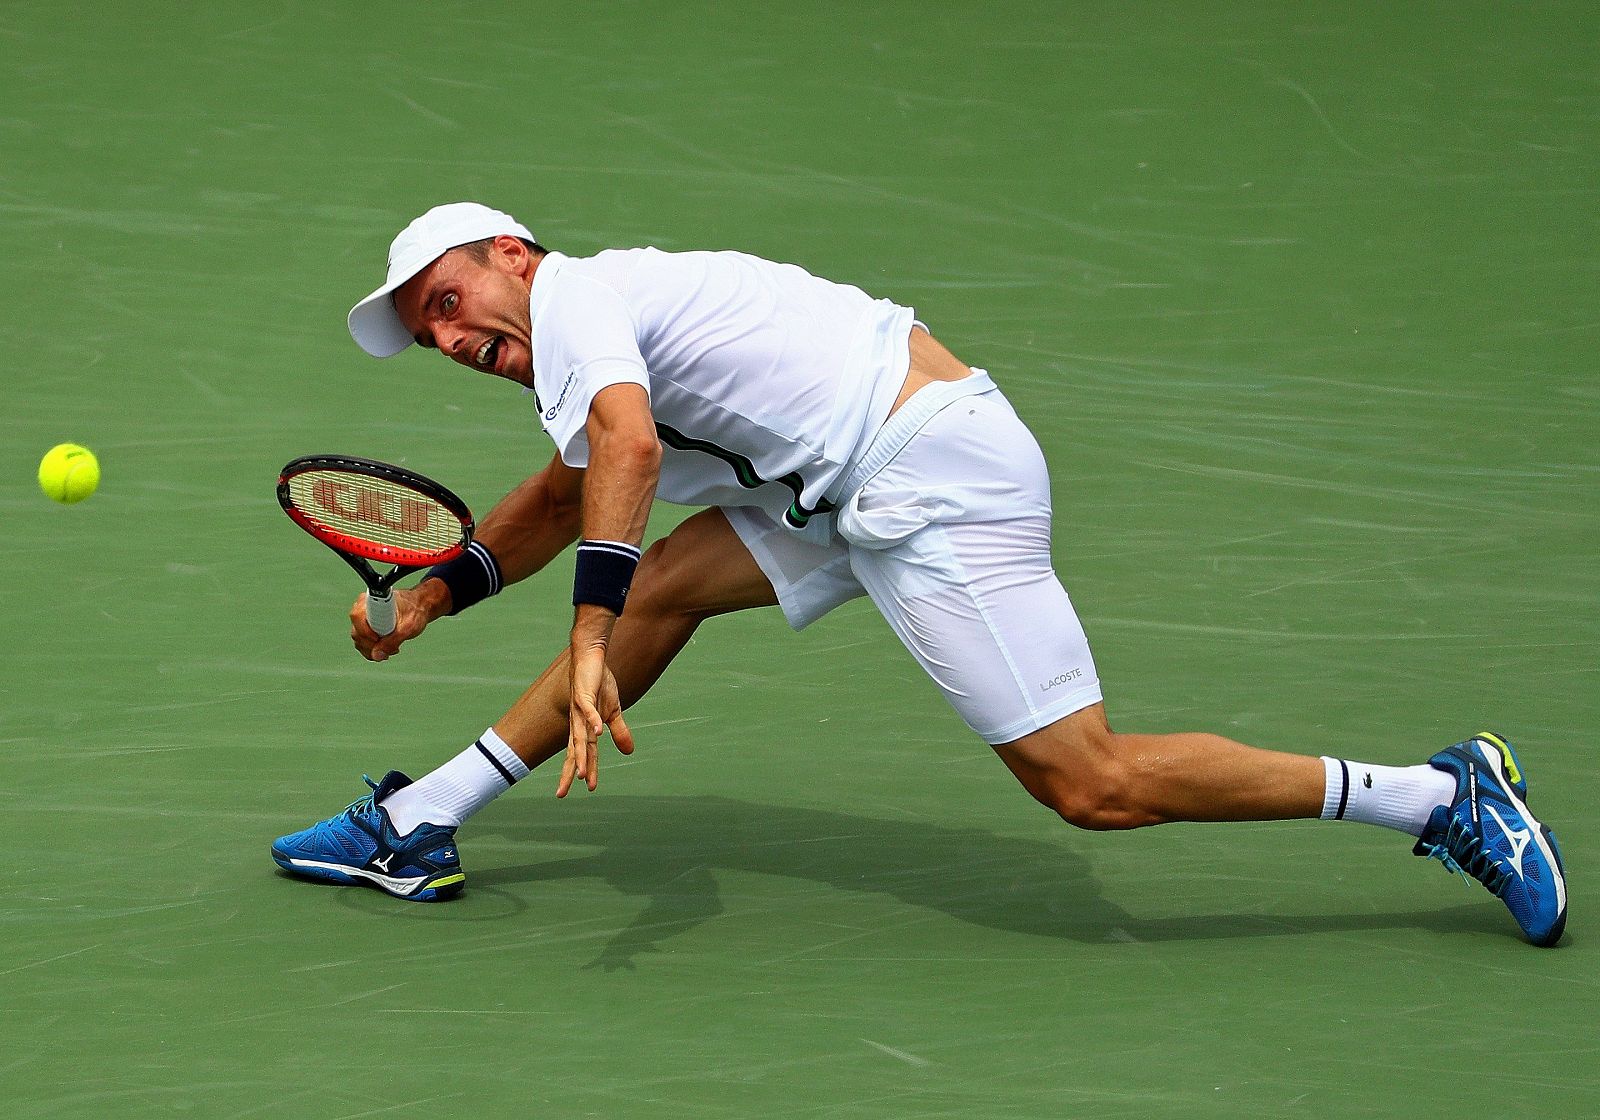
[276,454,475,635]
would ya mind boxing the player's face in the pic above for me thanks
[393,237,536,386]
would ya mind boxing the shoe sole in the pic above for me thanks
[272,852,465,902]
[1470,734,1567,946]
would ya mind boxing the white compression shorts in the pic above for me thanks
[723,379,1102,745]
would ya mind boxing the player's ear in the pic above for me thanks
[492,234,531,276]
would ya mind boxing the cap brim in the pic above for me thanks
[349,203,538,358]
[348,280,418,358]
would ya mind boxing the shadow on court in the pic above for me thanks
[466,795,1503,969]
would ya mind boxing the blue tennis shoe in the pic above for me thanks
[1414,733,1566,946]
[272,771,465,902]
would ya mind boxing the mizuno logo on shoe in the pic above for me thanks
[1484,804,1531,880]
[372,854,396,873]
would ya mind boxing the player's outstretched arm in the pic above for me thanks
[350,453,586,662]
[561,382,660,795]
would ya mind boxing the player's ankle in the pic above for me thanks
[383,729,530,834]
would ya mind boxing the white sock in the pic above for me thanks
[1319,756,1457,837]
[381,728,531,835]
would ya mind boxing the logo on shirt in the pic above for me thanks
[544,368,578,422]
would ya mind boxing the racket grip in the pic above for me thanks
[366,588,398,637]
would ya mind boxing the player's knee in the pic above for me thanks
[1008,722,1162,832]
[624,545,675,623]
[628,537,712,624]
[1050,753,1156,832]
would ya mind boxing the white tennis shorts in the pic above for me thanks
[724,381,1102,745]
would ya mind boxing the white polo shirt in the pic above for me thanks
[527,248,915,531]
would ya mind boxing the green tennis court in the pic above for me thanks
[5,2,1596,1116]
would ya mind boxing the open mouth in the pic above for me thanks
[474,337,503,370]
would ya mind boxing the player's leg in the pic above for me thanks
[273,504,867,901]
[844,388,1565,941]
[846,514,1403,829]
[991,706,1323,828]
[994,709,1567,944]
[839,390,1436,830]
[483,501,865,775]
[493,506,782,768]
[847,514,1350,830]
[381,507,781,826]
[272,508,780,899]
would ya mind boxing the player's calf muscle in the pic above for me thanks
[997,707,1325,830]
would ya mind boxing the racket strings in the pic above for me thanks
[285,470,462,557]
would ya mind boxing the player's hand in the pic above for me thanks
[350,582,449,662]
[558,644,634,797]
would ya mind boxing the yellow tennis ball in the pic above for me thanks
[38,443,101,504]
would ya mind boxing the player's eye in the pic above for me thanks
[441,293,459,315]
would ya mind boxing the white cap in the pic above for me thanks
[347,202,537,358]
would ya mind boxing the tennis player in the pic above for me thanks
[272,203,1567,946]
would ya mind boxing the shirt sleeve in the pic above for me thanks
[532,272,651,468]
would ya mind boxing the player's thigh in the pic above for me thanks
[841,391,1101,744]
[631,507,780,618]
[850,518,1103,745]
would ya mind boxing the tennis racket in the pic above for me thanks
[277,455,474,636]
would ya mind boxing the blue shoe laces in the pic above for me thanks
[335,775,383,821]
[1419,815,1511,897]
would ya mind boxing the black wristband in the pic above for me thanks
[426,541,503,615]
[573,539,641,616]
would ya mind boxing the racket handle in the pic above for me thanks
[366,588,398,637]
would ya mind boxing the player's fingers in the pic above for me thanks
[571,701,603,791]
[609,711,635,755]
[575,695,605,741]
[557,722,585,797]
[562,706,594,791]
[556,750,575,798]
[349,600,384,662]
[596,671,631,753]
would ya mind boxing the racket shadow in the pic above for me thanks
[468,795,1503,969]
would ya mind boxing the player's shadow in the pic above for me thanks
[471,795,1504,970]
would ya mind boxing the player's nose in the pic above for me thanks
[436,327,466,356]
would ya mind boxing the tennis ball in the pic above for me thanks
[38,443,101,504]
